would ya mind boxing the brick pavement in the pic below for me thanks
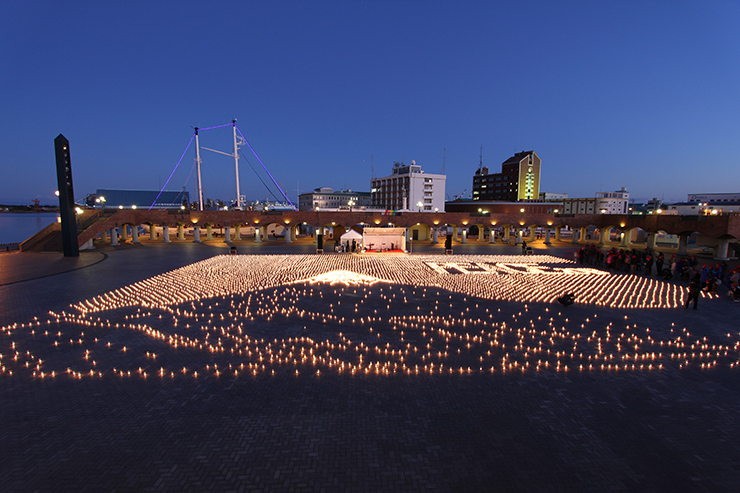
[1,241,739,491]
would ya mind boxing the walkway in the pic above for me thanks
[1,242,739,491]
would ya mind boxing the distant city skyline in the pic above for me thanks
[2,1,739,206]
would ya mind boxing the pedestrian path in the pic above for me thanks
[0,250,105,286]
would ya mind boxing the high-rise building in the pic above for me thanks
[371,161,446,212]
[472,151,541,202]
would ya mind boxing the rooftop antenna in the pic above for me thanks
[441,148,446,175]
[479,146,483,172]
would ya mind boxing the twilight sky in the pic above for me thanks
[2,1,739,206]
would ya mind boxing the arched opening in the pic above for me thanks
[263,222,287,241]
[409,223,432,241]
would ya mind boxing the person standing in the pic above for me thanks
[645,254,654,276]
[685,273,701,310]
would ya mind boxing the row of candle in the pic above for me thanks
[67,255,692,318]
[1,262,737,379]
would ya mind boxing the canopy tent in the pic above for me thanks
[338,228,364,252]
[362,227,406,252]
[339,229,363,242]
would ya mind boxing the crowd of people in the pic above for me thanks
[572,244,740,309]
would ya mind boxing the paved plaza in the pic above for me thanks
[1,239,740,492]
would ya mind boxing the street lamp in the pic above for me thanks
[75,207,83,229]
[417,201,423,212]
[348,199,355,212]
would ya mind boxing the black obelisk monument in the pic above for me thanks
[54,134,79,257]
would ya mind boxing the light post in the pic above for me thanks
[348,199,355,212]
[95,195,106,214]
[75,207,83,230]
[417,201,423,212]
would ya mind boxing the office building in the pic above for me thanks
[298,187,371,211]
[473,151,541,202]
[371,161,446,212]
[560,188,629,215]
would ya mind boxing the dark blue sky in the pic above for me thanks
[2,1,738,205]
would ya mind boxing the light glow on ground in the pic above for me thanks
[0,254,736,380]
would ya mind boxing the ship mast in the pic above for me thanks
[232,119,241,209]
[195,127,204,211]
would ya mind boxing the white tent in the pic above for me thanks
[339,229,363,252]
[362,227,406,252]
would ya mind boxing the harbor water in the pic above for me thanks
[0,212,59,245]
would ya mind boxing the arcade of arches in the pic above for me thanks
[65,209,740,260]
